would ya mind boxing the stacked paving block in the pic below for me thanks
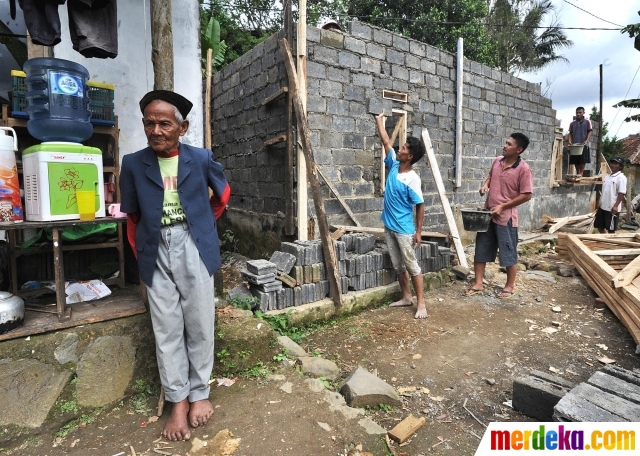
[232,232,453,311]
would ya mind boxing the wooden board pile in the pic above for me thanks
[542,213,595,234]
[557,232,640,345]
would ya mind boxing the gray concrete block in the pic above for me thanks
[291,265,303,285]
[269,291,277,311]
[246,259,277,276]
[293,286,302,306]
[513,370,574,422]
[257,281,283,293]
[269,251,297,274]
[227,284,252,301]
[367,98,393,115]
[281,242,304,266]
[241,270,276,285]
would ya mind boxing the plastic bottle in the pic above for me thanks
[0,127,23,222]
[24,58,93,143]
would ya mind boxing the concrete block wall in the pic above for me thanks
[211,31,289,218]
[211,22,599,246]
[305,21,597,232]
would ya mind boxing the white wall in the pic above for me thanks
[54,0,203,161]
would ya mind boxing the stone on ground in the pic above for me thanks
[340,366,402,407]
[297,356,341,380]
[277,335,307,357]
[54,332,79,364]
[187,429,241,456]
[358,417,387,434]
[0,358,72,428]
[305,378,326,392]
[452,265,470,280]
[76,336,135,407]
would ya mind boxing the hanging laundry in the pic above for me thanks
[17,0,118,59]
[18,0,66,46]
[68,0,118,59]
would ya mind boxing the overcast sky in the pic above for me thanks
[520,0,640,140]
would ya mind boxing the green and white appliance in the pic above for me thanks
[22,142,105,221]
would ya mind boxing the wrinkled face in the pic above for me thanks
[576,109,585,121]
[142,100,188,155]
[503,137,523,157]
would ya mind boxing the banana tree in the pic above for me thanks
[201,17,227,73]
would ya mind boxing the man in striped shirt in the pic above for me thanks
[465,133,533,299]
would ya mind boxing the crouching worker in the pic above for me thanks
[374,111,428,319]
[120,90,230,441]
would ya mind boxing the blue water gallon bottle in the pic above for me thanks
[24,58,93,143]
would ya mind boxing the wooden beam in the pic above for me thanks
[263,135,287,147]
[317,166,361,226]
[150,0,174,91]
[593,249,640,256]
[331,224,449,238]
[296,0,308,241]
[262,87,289,105]
[284,0,295,237]
[422,129,469,268]
[280,38,342,306]
[613,254,640,288]
[548,216,570,234]
[205,48,213,150]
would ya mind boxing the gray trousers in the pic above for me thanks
[146,222,215,403]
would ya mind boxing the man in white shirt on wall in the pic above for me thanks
[595,157,627,234]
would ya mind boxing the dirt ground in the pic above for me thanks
[3,242,640,456]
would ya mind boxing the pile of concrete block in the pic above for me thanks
[229,233,453,312]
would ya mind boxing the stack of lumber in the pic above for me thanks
[558,233,640,344]
[554,365,640,422]
[542,212,595,234]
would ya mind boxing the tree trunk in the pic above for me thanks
[150,0,174,91]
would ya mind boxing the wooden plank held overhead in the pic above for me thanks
[421,129,469,269]
[279,38,342,306]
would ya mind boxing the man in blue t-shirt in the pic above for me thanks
[375,111,427,319]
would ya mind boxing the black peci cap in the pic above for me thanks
[139,90,193,118]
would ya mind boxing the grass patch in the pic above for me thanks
[239,361,268,378]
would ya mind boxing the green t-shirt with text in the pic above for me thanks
[158,156,186,226]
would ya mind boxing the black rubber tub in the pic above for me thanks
[461,208,492,232]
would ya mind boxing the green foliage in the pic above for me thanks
[219,229,239,263]
[200,0,273,70]
[202,16,228,73]
[487,0,572,74]
[590,106,624,160]
[129,379,156,415]
[240,361,268,378]
[59,400,78,414]
[347,0,497,65]
[272,348,289,362]
[317,376,332,389]
[256,309,304,341]
[367,403,393,412]
[228,295,258,311]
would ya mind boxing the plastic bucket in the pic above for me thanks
[569,144,584,156]
[23,58,93,143]
[461,209,492,232]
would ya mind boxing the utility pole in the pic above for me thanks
[150,0,174,91]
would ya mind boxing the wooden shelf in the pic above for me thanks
[0,106,128,325]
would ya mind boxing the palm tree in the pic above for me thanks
[488,0,573,75]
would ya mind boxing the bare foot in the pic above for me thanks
[163,399,190,441]
[389,296,415,307]
[189,399,214,428]
[414,303,428,319]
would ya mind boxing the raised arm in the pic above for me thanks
[374,111,393,156]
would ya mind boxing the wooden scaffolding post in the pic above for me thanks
[421,129,469,269]
[280,38,342,306]
[150,0,174,91]
[284,0,295,235]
